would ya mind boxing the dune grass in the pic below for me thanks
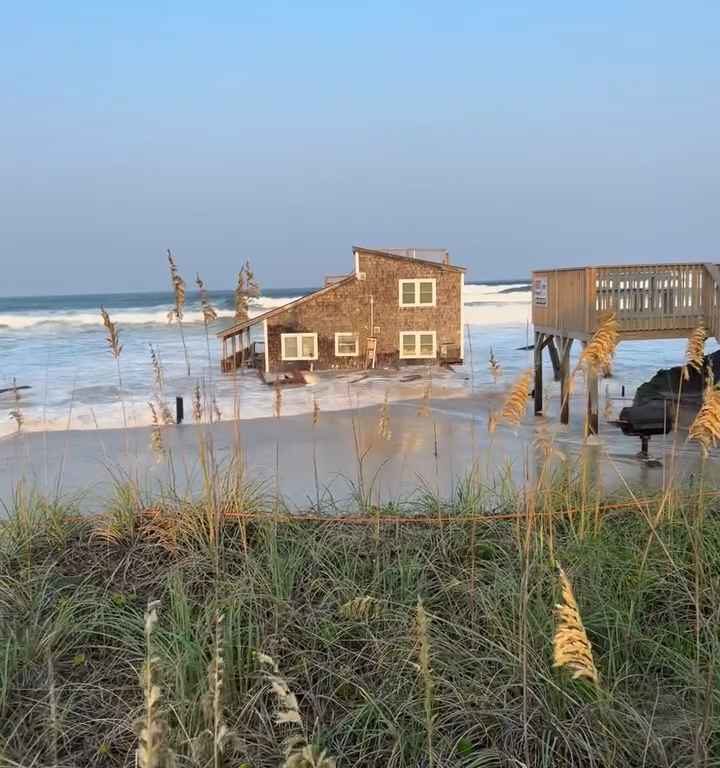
[1,465,719,768]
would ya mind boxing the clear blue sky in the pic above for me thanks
[1,1,718,295]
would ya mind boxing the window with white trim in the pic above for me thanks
[399,278,436,307]
[399,331,437,359]
[281,333,318,361]
[335,332,359,357]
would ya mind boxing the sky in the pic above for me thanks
[1,1,719,295]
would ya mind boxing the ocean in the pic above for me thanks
[0,282,693,438]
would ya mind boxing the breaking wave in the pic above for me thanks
[0,296,302,330]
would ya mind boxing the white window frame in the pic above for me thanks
[399,331,437,359]
[399,278,437,307]
[334,332,359,357]
[280,332,318,361]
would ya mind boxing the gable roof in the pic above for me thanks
[217,273,356,338]
[217,246,465,339]
[353,246,466,273]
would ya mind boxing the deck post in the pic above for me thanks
[547,336,561,381]
[534,332,544,415]
[560,337,573,425]
[584,341,599,436]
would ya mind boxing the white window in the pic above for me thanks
[335,332,359,357]
[281,333,318,361]
[399,331,437,359]
[399,278,436,307]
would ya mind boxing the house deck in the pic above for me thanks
[531,262,720,434]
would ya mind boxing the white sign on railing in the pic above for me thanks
[533,276,548,306]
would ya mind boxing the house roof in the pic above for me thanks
[352,246,466,273]
[217,273,356,338]
[217,246,465,339]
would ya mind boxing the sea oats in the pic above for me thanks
[534,423,564,461]
[195,273,218,324]
[488,347,502,381]
[100,306,122,358]
[498,369,533,427]
[136,600,173,768]
[167,250,186,322]
[235,264,249,322]
[340,596,382,620]
[683,323,707,381]
[688,370,720,456]
[193,383,203,424]
[149,344,165,390]
[415,597,434,767]
[377,392,392,440]
[579,313,619,375]
[148,403,165,462]
[417,381,432,417]
[167,249,191,375]
[202,612,231,763]
[273,379,283,418]
[553,565,599,686]
[9,409,24,433]
[312,396,320,425]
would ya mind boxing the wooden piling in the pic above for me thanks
[534,332,543,415]
[547,336,561,381]
[584,342,599,436]
[560,337,573,425]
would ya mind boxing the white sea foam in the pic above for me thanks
[0,297,303,330]
[0,283,537,437]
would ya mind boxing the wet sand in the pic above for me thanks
[1,386,714,513]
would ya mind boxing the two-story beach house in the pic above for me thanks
[218,246,465,376]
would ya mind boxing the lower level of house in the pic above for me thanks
[220,323,463,375]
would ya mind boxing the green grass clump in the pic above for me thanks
[1,477,719,767]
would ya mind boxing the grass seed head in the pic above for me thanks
[235,264,249,321]
[149,344,164,390]
[688,370,720,457]
[9,409,24,433]
[579,313,619,375]
[193,383,203,423]
[195,272,218,324]
[137,599,173,768]
[683,323,707,381]
[553,565,600,686]
[312,397,320,425]
[488,347,502,380]
[100,306,122,359]
[167,250,186,321]
[499,369,533,427]
[340,596,381,620]
[148,403,165,462]
[377,393,392,440]
[274,380,283,418]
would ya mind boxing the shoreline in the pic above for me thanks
[2,383,715,513]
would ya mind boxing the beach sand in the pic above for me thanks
[1,378,713,513]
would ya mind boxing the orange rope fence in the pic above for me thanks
[87,488,720,528]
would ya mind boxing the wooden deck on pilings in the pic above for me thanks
[531,262,720,435]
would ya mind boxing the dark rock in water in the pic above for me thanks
[615,349,720,438]
[633,350,720,404]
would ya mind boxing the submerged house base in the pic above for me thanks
[218,247,466,376]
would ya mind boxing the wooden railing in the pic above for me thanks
[221,341,265,372]
[532,263,720,340]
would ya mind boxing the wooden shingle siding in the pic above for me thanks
[265,249,464,373]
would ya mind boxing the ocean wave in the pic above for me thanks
[0,296,303,330]
[0,284,530,331]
